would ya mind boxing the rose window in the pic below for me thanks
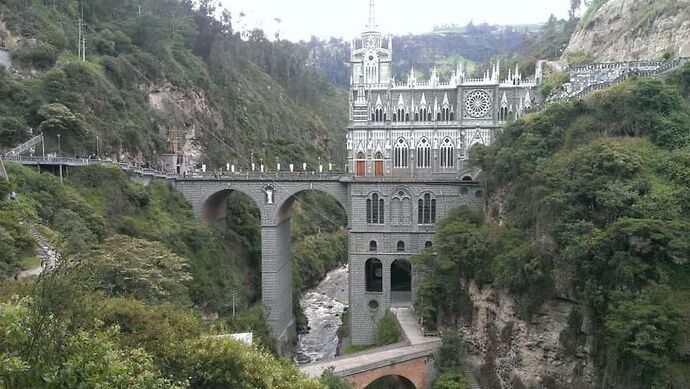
[465,90,492,118]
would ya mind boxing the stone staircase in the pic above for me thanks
[18,225,60,279]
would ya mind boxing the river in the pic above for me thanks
[294,265,349,365]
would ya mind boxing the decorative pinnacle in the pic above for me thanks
[367,0,376,30]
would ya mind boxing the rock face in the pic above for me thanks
[563,0,690,62]
[460,281,595,389]
[147,84,215,167]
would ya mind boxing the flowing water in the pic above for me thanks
[294,265,349,365]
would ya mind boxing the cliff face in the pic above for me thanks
[563,0,690,62]
[461,281,596,389]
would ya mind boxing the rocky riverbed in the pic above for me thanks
[294,265,349,365]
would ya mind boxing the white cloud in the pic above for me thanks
[220,0,572,42]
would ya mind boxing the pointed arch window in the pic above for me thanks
[394,138,408,168]
[499,106,509,121]
[373,106,384,122]
[441,107,451,121]
[440,138,454,168]
[366,193,385,224]
[416,138,431,168]
[418,193,437,225]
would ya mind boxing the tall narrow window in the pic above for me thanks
[394,138,408,168]
[418,193,437,224]
[370,241,377,252]
[397,241,405,252]
[365,258,383,292]
[416,138,431,168]
[440,138,454,168]
[367,193,384,224]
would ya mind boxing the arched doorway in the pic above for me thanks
[374,152,384,177]
[365,375,416,389]
[391,259,412,305]
[356,152,366,177]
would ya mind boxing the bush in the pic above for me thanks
[319,368,352,389]
[376,310,401,346]
[11,41,59,70]
[433,370,471,389]
[438,332,465,370]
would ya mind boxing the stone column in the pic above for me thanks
[261,217,295,345]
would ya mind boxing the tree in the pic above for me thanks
[605,285,687,386]
[77,235,193,306]
[0,116,27,147]
[37,103,86,136]
[0,297,184,388]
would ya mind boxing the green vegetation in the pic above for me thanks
[416,65,690,388]
[565,50,595,66]
[581,0,612,27]
[540,72,570,98]
[319,368,352,389]
[0,163,333,386]
[0,0,347,167]
[344,310,402,354]
[376,310,402,346]
[433,332,471,389]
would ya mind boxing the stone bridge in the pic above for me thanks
[300,307,480,389]
[174,175,351,341]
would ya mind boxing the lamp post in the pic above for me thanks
[96,135,100,157]
[57,133,62,156]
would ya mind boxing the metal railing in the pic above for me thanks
[553,57,689,103]
[3,134,43,157]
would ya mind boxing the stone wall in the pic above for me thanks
[348,181,482,345]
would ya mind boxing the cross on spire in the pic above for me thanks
[367,0,377,30]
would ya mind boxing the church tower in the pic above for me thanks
[350,0,392,86]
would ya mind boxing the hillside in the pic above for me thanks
[306,17,576,89]
[415,64,690,388]
[0,0,347,168]
[563,0,690,63]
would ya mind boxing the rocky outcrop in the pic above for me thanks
[563,0,690,63]
[147,84,217,166]
[460,281,595,389]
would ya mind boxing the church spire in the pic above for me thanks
[367,0,376,30]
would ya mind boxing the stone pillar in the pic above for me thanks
[261,218,295,345]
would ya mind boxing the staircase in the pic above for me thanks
[18,225,60,279]
[3,133,43,157]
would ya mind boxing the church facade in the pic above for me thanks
[345,2,540,345]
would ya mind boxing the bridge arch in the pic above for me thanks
[364,375,416,389]
[273,184,350,225]
[199,187,267,224]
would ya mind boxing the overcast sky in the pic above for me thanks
[219,0,573,42]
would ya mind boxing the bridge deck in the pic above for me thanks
[2,156,476,183]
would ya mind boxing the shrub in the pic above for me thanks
[376,310,401,346]
[433,370,471,389]
[11,41,59,70]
